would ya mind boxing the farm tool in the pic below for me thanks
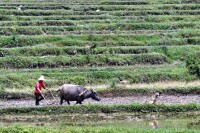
[48,90,58,104]
[38,89,56,105]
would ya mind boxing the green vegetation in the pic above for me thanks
[0,125,199,133]
[1,103,199,115]
[0,63,194,89]
[0,0,199,99]
[186,54,200,77]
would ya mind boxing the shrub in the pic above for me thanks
[186,54,200,77]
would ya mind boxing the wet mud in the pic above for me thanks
[0,95,199,107]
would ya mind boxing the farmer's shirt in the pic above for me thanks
[34,81,46,94]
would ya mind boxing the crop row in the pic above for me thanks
[0,4,199,11]
[0,15,199,22]
[0,62,185,75]
[0,103,198,115]
[1,18,200,26]
[0,0,198,5]
[0,35,199,48]
[0,17,200,27]
[4,30,200,41]
[0,47,149,56]
[0,63,192,88]
[0,45,200,60]
[50,37,200,47]
[0,22,199,35]
[0,9,199,16]
[0,53,167,69]
[0,20,75,27]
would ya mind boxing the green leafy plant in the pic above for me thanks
[186,54,200,77]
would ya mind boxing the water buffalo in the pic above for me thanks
[58,84,101,105]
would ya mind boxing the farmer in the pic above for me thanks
[34,75,47,106]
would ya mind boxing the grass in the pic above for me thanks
[1,15,199,22]
[0,62,194,89]
[0,125,199,133]
[0,4,200,11]
[0,53,168,69]
[0,103,199,115]
[0,33,199,47]
[0,45,199,60]
[0,22,199,35]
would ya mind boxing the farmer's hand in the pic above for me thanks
[45,88,50,92]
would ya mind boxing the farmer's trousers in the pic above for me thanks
[35,93,44,106]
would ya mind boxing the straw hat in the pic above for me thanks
[38,75,45,81]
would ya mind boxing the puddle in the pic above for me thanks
[0,112,199,129]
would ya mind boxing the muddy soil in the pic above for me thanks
[0,95,199,108]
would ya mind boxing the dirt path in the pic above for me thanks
[0,95,199,108]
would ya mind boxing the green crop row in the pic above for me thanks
[107,10,200,16]
[79,10,200,16]
[0,53,168,69]
[0,0,198,5]
[101,0,199,5]
[0,35,64,48]
[0,45,200,60]
[0,62,185,75]
[0,46,149,57]
[150,45,200,60]
[0,63,193,89]
[90,22,200,31]
[0,9,199,16]
[0,103,199,115]
[54,37,199,48]
[0,22,199,35]
[70,5,200,11]
[98,86,200,97]
[0,35,199,48]
[0,20,75,27]
[1,18,200,27]
[1,4,200,11]
[0,15,199,22]
[0,14,115,21]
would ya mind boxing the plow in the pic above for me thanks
[38,89,58,105]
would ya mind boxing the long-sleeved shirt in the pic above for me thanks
[34,81,46,94]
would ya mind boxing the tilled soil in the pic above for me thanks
[0,95,199,108]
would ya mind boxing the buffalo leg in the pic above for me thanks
[67,101,70,105]
[60,98,63,105]
[76,101,82,104]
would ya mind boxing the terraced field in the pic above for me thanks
[0,0,199,90]
[0,0,199,132]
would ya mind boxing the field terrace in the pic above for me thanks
[0,0,199,95]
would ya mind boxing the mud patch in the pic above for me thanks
[0,95,199,108]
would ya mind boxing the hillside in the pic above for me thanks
[0,0,199,91]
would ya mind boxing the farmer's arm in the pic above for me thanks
[42,82,47,89]
[42,82,51,92]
